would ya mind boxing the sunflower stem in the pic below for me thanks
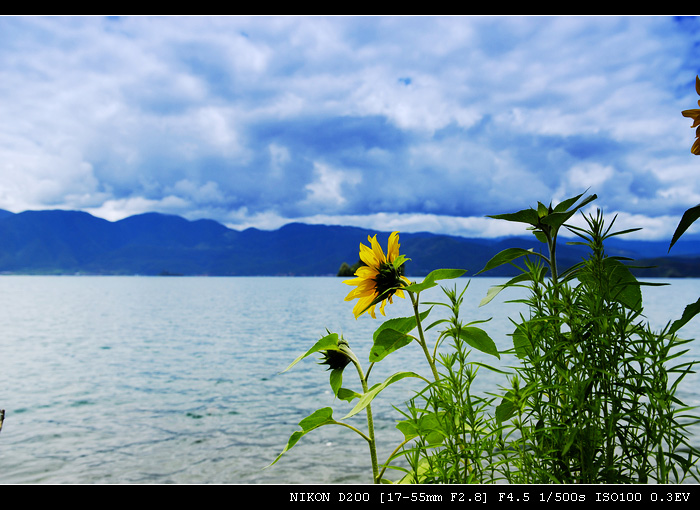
[410,291,441,382]
[349,354,380,483]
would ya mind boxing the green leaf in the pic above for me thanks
[370,308,431,362]
[281,333,340,373]
[670,297,700,335]
[329,368,343,397]
[512,325,534,359]
[578,258,642,312]
[607,259,642,312]
[476,247,536,276]
[552,191,588,213]
[403,268,466,294]
[397,412,446,445]
[543,192,597,230]
[533,230,548,244]
[487,192,596,233]
[268,407,337,467]
[669,203,700,251]
[343,371,426,419]
[450,326,500,359]
[370,328,414,362]
[487,208,541,227]
[396,418,419,441]
[561,430,579,457]
[496,393,517,424]
[337,387,361,402]
[392,253,410,269]
[479,272,533,306]
[373,309,431,340]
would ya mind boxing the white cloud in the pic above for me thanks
[224,209,539,238]
[0,16,699,239]
[303,162,361,209]
[567,163,615,189]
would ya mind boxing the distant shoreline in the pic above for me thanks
[0,272,696,279]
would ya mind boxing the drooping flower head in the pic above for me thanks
[343,231,410,319]
[681,75,700,155]
[318,336,352,371]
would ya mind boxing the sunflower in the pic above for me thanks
[681,75,700,155]
[344,231,411,318]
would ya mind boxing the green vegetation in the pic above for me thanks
[272,192,700,484]
[469,194,698,483]
[337,260,364,277]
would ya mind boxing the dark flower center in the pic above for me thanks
[374,262,404,299]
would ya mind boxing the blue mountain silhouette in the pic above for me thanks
[0,209,698,277]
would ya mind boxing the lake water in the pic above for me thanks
[1,275,699,484]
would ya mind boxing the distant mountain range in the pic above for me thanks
[0,208,699,277]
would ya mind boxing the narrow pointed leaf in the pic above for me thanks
[281,333,339,373]
[476,247,536,275]
[553,191,596,214]
[670,297,700,335]
[542,193,597,230]
[268,407,337,467]
[343,371,426,419]
[669,203,700,251]
[552,191,586,213]
[479,272,532,306]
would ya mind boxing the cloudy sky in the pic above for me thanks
[2,16,700,240]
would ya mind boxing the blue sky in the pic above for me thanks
[1,16,700,240]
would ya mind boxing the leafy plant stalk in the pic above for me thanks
[270,235,475,483]
[409,291,441,382]
[346,350,380,482]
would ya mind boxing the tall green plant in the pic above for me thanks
[479,193,700,483]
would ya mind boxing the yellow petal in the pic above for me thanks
[369,235,387,265]
[353,294,376,318]
[359,242,380,268]
[345,281,376,300]
[355,266,378,278]
[387,231,400,262]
